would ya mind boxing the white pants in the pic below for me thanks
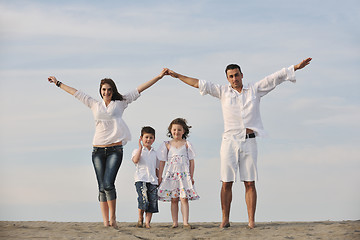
[220,134,258,182]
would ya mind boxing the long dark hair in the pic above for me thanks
[99,78,124,101]
[167,118,192,139]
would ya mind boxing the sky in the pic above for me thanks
[0,0,359,223]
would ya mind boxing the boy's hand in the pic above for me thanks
[138,137,143,149]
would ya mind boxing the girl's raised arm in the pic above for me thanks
[136,68,167,93]
[48,76,77,95]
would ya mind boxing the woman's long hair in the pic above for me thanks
[99,78,124,101]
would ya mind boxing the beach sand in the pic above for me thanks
[1,220,359,239]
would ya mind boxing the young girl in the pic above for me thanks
[158,118,199,229]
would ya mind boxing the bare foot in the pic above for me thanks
[183,224,193,229]
[171,223,178,228]
[247,221,255,229]
[136,220,143,228]
[110,220,118,229]
[220,222,230,229]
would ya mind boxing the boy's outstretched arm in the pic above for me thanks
[166,68,199,88]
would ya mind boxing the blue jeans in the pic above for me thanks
[135,182,159,213]
[92,146,123,202]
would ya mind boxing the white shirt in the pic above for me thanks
[132,147,160,185]
[74,89,140,146]
[198,66,296,139]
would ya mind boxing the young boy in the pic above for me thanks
[132,126,160,229]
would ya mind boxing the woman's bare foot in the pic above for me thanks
[110,218,118,229]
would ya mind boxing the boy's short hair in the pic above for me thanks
[141,126,155,137]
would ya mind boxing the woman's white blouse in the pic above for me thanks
[74,89,140,146]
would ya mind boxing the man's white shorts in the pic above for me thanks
[220,134,258,182]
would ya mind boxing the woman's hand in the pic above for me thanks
[48,76,58,84]
[158,68,169,78]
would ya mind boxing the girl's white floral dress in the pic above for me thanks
[157,141,200,202]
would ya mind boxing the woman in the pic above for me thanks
[48,69,167,228]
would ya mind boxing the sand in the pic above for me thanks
[1,221,359,239]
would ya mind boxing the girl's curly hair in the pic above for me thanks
[167,118,192,139]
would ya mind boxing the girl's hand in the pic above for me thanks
[191,178,195,185]
[158,177,162,186]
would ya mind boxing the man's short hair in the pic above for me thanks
[225,64,242,75]
[141,126,155,137]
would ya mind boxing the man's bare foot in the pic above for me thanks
[247,221,255,229]
[220,222,230,229]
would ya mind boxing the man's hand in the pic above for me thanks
[164,68,180,78]
[294,57,312,71]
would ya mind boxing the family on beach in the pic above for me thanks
[47,57,312,230]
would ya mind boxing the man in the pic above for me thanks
[166,57,312,229]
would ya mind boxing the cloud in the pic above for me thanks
[289,97,360,127]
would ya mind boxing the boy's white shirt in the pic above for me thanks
[132,146,160,185]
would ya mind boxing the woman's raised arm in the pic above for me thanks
[136,68,167,93]
[48,76,77,95]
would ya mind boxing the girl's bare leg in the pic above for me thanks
[180,198,190,226]
[171,198,179,227]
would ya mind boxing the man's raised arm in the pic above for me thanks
[166,69,199,88]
